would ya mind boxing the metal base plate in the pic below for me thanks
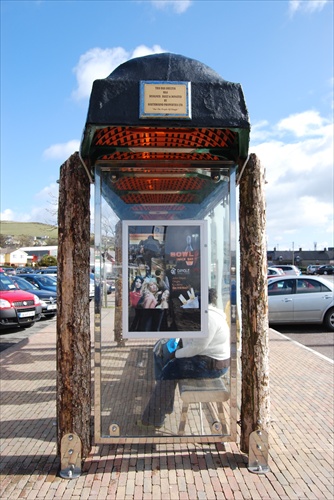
[248,429,270,474]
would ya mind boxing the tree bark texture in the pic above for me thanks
[57,152,92,459]
[239,153,270,453]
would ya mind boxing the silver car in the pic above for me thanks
[268,275,334,331]
[306,265,321,275]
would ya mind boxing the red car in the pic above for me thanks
[0,274,42,329]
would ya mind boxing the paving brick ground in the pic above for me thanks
[0,318,333,499]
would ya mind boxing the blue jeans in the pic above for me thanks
[154,341,171,379]
[142,352,228,426]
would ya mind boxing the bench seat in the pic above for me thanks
[178,377,230,435]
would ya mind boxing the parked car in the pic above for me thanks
[268,275,334,331]
[1,267,16,275]
[0,274,42,329]
[38,267,58,275]
[16,267,36,274]
[267,267,285,278]
[306,265,322,275]
[90,273,112,296]
[271,265,301,276]
[18,274,57,293]
[105,274,116,292]
[10,276,57,318]
[317,265,334,275]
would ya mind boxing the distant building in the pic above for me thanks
[17,246,114,273]
[0,248,29,266]
[19,246,58,260]
[267,247,334,268]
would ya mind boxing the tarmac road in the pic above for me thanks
[0,316,57,352]
[270,324,334,360]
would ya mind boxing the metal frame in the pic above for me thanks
[122,219,208,339]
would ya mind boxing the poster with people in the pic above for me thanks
[122,221,208,338]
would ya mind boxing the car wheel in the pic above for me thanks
[324,271,328,275]
[324,308,334,332]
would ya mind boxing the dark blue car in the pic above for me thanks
[18,274,57,293]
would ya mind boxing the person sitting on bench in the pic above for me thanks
[138,288,230,428]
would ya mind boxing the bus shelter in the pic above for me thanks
[79,53,250,446]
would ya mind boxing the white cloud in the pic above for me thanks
[43,140,80,161]
[250,110,333,250]
[33,183,59,225]
[276,110,329,137]
[150,0,192,14]
[250,120,271,142]
[0,207,40,223]
[72,45,166,101]
[35,183,59,202]
[289,0,329,16]
[0,209,15,221]
[0,184,59,225]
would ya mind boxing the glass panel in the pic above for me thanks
[95,165,235,441]
[296,278,323,293]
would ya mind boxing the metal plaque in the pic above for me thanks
[140,81,191,119]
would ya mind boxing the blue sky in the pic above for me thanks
[1,0,333,251]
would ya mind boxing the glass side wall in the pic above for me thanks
[94,166,236,443]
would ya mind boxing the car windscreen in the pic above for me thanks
[38,276,57,286]
[0,275,17,291]
[12,277,38,291]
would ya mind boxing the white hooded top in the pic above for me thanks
[175,305,230,361]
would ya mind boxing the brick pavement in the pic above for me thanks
[0,318,333,499]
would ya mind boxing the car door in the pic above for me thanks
[268,279,295,322]
[294,278,333,322]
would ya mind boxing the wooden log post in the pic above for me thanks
[238,153,270,454]
[57,152,92,459]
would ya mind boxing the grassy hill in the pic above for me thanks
[0,221,58,238]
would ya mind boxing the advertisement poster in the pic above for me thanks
[122,221,208,338]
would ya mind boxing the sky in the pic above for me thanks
[1,0,333,251]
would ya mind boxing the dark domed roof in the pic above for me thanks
[83,52,250,130]
[105,53,225,84]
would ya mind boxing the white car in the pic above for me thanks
[271,265,301,276]
[268,275,334,331]
[267,267,285,278]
